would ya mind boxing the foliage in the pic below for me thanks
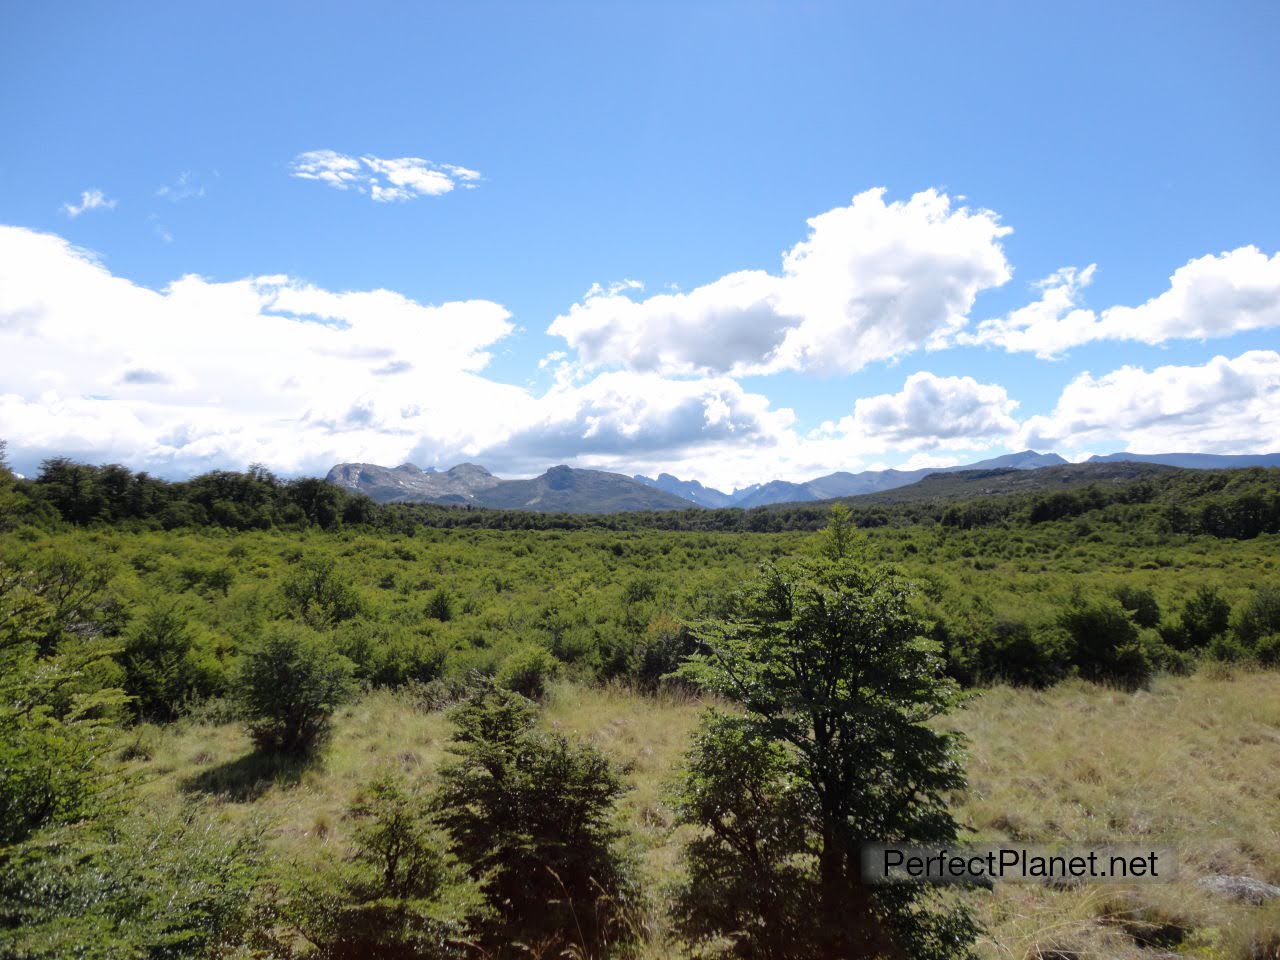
[676,553,976,959]
[671,711,820,958]
[1164,584,1232,651]
[1234,585,1280,664]
[0,802,265,960]
[495,643,558,699]
[234,624,356,754]
[288,773,475,959]
[283,555,367,628]
[1058,597,1153,689]
[432,686,632,952]
[119,601,221,720]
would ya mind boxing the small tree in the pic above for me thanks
[820,502,857,561]
[120,602,216,721]
[293,774,472,959]
[432,686,631,951]
[282,557,365,628]
[676,554,975,959]
[234,625,355,754]
[1059,597,1152,688]
[1165,585,1231,651]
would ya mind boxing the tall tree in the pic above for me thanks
[677,551,975,959]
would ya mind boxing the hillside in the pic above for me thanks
[833,460,1181,506]
[326,461,696,512]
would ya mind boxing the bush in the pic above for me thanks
[631,614,698,691]
[495,644,558,699]
[0,801,265,960]
[1114,585,1161,629]
[119,602,220,721]
[1059,597,1152,689]
[1234,584,1280,654]
[287,774,474,958]
[425,588,454,622]
[432,686,631,951]
[1164,585,1231,651]
[976,617,1070,688]
[234,625,356,755]
[282,557,365,628]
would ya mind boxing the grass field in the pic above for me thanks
[123,667,1280,959]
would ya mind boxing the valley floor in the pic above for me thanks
[128,668,1280,959]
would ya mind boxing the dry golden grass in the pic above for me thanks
[126,668,1280,959]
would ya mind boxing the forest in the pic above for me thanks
[3,445,1280,959]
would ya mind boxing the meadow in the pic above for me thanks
[3,460,1280,958]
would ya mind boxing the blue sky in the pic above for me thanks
[2,1,1278,488]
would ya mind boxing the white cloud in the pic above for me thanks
[1020,350,1280,453]
[549,188,1013,376]
[0,225,517,475]
[966,246,1280,357]
[60,189,116,218]
[289,150,482,201]
[825,371,1019,446]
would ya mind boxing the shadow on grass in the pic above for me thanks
[180,747,318,802]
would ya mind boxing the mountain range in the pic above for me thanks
[326,450,1280,514]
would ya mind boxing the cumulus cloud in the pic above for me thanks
[289,150,482,201]
[61,189,116,217]
[965,246,1280,357]
[1020,350,1280,453]
[549,188,1013,376]
[825,371,1019,446]
[485,372,793,473]
[0,225,517,475]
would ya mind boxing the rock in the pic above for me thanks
[1195,874,1280,905]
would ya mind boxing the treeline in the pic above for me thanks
[5,450,1280,542]
[8,456,377,530]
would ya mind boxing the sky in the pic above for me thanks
[1,0,1278,490]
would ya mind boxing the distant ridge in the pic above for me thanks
[1087,452,1280,469]
[328,450,1280,514]
[325,462,696,513]
[636,450,1070,509]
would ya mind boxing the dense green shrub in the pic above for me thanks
[119,602,221,720]
[331,621,447,687]
[282,556,366,628]
[0,802,265,960]
[1059,597,1152,689]
[424,587,454,622]
[234,625,356,754]
[432,687,632,952]
[672,712,819,957]
[1234,584,1280,663]
[966,617,1070,689]
[495,644,558,699]
[288,774,474,959]
[1164,585,1232,651]
[1114,585,1161,629]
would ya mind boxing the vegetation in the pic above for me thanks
[674,554,974,958]
[2,446,1280,957]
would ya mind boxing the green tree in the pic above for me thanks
[291,774,473,960]
[1059,597,1152,688]
[677,555,975,959]
[234,625,356,755]
[431,686,631,952]
[119,602,217,721]
[1165,584,1231,651]
[282,556,365,628]
[820,502,857,560]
